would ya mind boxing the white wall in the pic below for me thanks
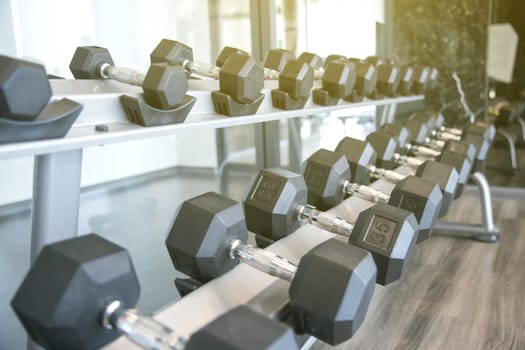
[0,0,216,206]
[297,0,384,59]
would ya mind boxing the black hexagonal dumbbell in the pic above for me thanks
[263,49,319,110]
[364,57,401,99]
[335,136,459,218]
[312,59,356,106]
[380,122,479,198]
[366,131,471,201]
[347,58,379,102]
[404,111,494,172]
[303,148,442,242]
[0,55,83,144]
[396,65,415,95]
[410,65,434,94]
[165,191,377,346]
[70,46,188,110]
[243,168,419,285]
[151,39,264,116]
[12,233,298,350]
[381,122,477,163]
[410,109,496,144]
[0,55,52,121]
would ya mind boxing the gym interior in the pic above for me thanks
[1,0,524,349]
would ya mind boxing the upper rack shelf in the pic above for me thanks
[0,79,423,160]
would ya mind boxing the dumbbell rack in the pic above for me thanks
[105,162,499,349]
[0,78,423,264]
[0,79,500,348]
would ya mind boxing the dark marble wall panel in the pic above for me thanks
[392,0,490,123]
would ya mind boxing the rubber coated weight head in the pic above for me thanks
[0,55,51,121]
[321,61,356,99]
[365,56,386,67]
[335,137,377,185]
[165,192,248,282]
[465,123,496,141]
[411,65,430,94]
[187,306,299,350]
[427,66,439,90]
[397,65,414,95]
[142,63,188,110]
[349,203,418,285]
[243,168,307,241]
[11,234,140,350]
[475,122,496,142]
[278,60,313,100]
[324,54,347,67]
[380,123,412,151]
[297,52,323,68]
[410,110,436,130]
[443,140,476,162]
[436,151,472,198]
[354,61,378,96]
[462,133,490,163]
[415,160,459,217]
[150,39,193,66]
[365,131,398,169]
[216,46,249,68]
[432,112,446,128]
[264,49,295,71]
[69,46,114,79]
[389,176,443,242]
[289,238,377,345]
[376,64,400,96]
[302,149,350,211]
[405,119,430,144]
[219,53,264,104]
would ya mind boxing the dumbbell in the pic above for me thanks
[303,149,442,242]
[405,115,493,172]
[335,136,459,217]
[381,122,478,169]
[150,39,264,116]
[0,55,83,144]
[243,168,419,285]
[397,65,415,95]
[70,46,188,111]
[412,64,437,94]
[380,123,478,196]
[263,49,315,110]
[151,39,249,79]
[0,56,52,121]
[349,59,378,101]
[266,50,363,108]
[305,54,379,101]
[265,49,324,79]
[363,57,401,98]
[411,110,496,142]
[366,131,471,200]
[312,59,357,106]
[297,52,324,69]
[165,191,377,345]
[12,234,298,350]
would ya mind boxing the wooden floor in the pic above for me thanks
[313,186,525,348]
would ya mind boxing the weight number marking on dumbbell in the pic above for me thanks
[249,176,285,206]
[363,215,397,250]
[303,164,330,192]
